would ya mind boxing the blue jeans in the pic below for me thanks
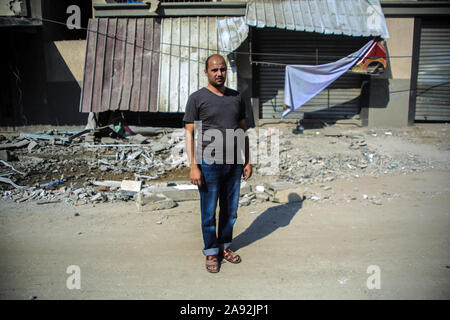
[198,159,243,256]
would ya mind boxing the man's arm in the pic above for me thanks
[185,122,203,187]
[239,119,252,181]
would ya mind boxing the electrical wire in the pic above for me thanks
[30,16,450,60]
[26,16,450,97]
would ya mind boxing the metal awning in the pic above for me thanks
[80,18,162,113]
[80,16,237,114]
[218,0,390,53]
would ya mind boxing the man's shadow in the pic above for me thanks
[232,193,303,251]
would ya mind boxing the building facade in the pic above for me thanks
[0,0,92,127]
[1,0,449,128]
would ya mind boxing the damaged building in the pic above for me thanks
[1,0,450,129]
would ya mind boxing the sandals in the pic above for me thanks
[205,255,220,273]
[205,249,241,273]
[222,248,241,264]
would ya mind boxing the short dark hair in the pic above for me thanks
[205,54,225,71]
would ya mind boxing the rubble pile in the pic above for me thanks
[0,127,187,206]
[258,128,449,185]
[1,125,449,208]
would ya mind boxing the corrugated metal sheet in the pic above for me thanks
[246,0,389,38]
[80,18,161,113]
[255,28,369,120]
[217,0,389,58]
[217,16,249,53]
[415,20,450,121]
[158,16,237,113]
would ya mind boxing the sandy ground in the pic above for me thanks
[0,123,449,300]
[0,168,449,300]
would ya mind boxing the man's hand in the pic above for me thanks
[190,165,203,187]
[243,163,252,181]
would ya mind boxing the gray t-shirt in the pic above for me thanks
[183,87,246,164]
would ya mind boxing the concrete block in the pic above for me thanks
[147,199,177,211]
[137,192,177,211]
[120,180,142,192]
[128,134,148,144]
[272,189,304,203]
[0,150,12,161]
[0,139,29,150]
[28,140,38,152]
[263,181,299,199]
[84,135,95,143]
[264,182,303,203]
[101,137,117,144]
[160,189,199,201]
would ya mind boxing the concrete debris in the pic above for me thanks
[0,160,25,175]
[0,177,26,189]
[255,185,265,193]
[126,134,148,144]
[137,192,177,211]
[255,192,270,201]
[0,139,30,150]
[150,143,169,153]
[240,181,252,195]
[101,137,117,145]
[239,197,251,207]
[1,125,449,208]
[0,150,13,161]
[27,141,39,152]
[91,193,105,202]
[20,132,70,143]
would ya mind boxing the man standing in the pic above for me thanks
[183,54,252,273]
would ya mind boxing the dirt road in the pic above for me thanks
[0,168,449,300]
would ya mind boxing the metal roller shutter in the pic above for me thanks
[253,28,371,120]
[415,19,450,121]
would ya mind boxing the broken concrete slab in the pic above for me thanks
[92,181,122,188]
[150,143,169,153]
[19,133,69,143]
[137,192,166,208]
[142,185,199,202]
[101,137,117,145]
[255,192,269,201]
[0,139,30,150]
[90,193,105,202]
[27,141,38,152]
[127,134,148,144]
[0,150,13,161]
[84,135,95,143]
[126,150,143,161]
[263,182,304,203]
[159,189,199,202]
[138,193,177,211]
[239,197,251,206]
[120,180,142,193]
